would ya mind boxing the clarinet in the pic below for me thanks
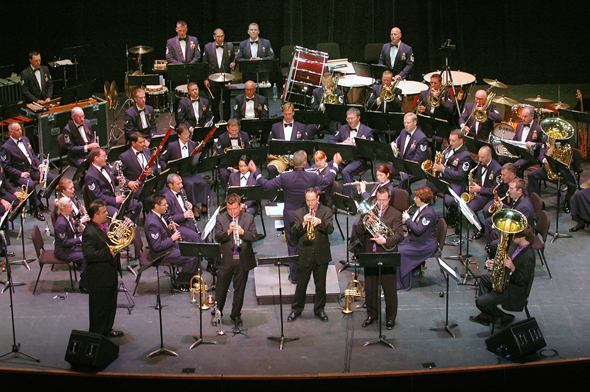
[180,190,201,235]
[166,209,185,241]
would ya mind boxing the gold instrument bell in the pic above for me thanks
[491,209,527,293]
[540,117,574,181]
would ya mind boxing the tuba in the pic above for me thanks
[107,217,134,255]
[473,91,496,123]
[541,118,574,181]
[190,274,211,310]
[490,209,527,293]
[421,150,444,178]
[355,197,396,251]
[461,164,478,203]
[342,273,364,314]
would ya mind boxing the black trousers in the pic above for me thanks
[475,274,510,319]
[291,254,328,315]
[365,267,398,322]
[215,258,249,319]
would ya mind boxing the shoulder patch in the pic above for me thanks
[421,217,430,226]
[58,232,66,239]
[88,183,96,191]
[420,144,427,151]
[462,162,470,172]
[151,232,160,240]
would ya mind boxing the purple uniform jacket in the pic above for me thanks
[329,123,373,144]
[215,130,251,156]
[161,187,195,229]
[177,97,213,128]
[20,65,53,103]
[311,86,344,109]
[63,119,95,163]
[395,128,428,162]
[54,214,82,258]
[269,121,307,141]
[145,210,178,258]
[166,35,201,64]
[118,147,159,184]
[459,102,503,141]
[366,85,403,112]
[416,88,454,120]
[378,42,414,80]
[404,205,438,245]
[440,145,472,188]
[228,171,257,211]
[85,164,118,206]
[124,105,158,140]
[161,139,196,163]
[236,38,274,60]
[0,136,41,183]
[513,121,543,154]
[202,42,235,74]
[232,93,269,120]
[474,159,502,198]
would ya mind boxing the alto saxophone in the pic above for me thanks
[460,164,478,203]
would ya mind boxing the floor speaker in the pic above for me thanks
[64,330,119,370]
[485,317,546,360]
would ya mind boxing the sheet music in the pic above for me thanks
[203,206,221,239]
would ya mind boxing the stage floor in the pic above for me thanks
[1,83,590,377]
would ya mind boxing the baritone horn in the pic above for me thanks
[342,273,364,314]
[190,274,211,310]
[473,91,496,123]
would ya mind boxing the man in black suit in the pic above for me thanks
[267,102,307,178]
[82,200,124,337]
[213,193,258,327]
[287,187,334,322]
[232,80,269,120]
[20,50,53,104]
[203,28,236,121]
[378,27,414,80]
[124,88,158,143]
[470,225,535,329]
[63,107,100,167]
[165,20,201,64]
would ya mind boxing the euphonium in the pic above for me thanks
[421,150,444,178]
[323,86,338,105]
[491,209,527,293]
[190,274,210,309]
[461,164,478,203]
[342,273,364,314]
[355,197,396,251]
[107,217,134,255]
[428,82,450,108]
[305,208,316,241]
[541,118,574,181]
[473,91,496,123]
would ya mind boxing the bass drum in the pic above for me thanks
[423,70,476,112]
[398,80,428,112]
[282,46,328,109]
[491,122,517,158]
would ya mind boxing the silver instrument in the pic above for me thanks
[113,160,129,196]
[232,214,242,248]
[355,196,396,251]
[39,154,49,191]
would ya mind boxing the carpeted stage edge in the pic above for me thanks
[2,357,589,390]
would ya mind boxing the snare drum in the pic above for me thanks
[503,103,528,123]
[175,84,189,99]
[145,85,169,112]
[423,70,476,111]
[338,75,373,105]
[397,80,428,112]
[491,122,517,158]
[283,46,328,109]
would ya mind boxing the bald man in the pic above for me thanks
[231,80,269,120]
[63,107,100,167]
[378,27,414,80]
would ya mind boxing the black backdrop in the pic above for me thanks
[3,0,589,93]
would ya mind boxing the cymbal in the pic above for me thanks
[547,102,570,110]
[208,72,235,83]
[110,81,119,109]
[483,78,508,88]
[492,95,518,106]
[104,81,112,108]
[525,95,552,103]
[129,45,154,54]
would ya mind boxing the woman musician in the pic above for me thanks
[228,155,259,216]
[54,196,88,292]
[355,165,396,204]
[56,178,90,226]
[397,187,438,291]
[308,150,339,207]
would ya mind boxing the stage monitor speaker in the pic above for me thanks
[485,317,546,360]
[64,330,119,370]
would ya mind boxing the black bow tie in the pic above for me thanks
[179,37,187,41]
[176,192,183,198]
[250,40,258,45]
[216,44,223,48]
[136,151,143,156]
[284,123,292,128]
[17,139,22,144]
[391,43,398,48]
[524,124,531,128]
[182,145,188,149]
[229,137,238,141]
[246,97,254,102]
[241,176,246,180]
[138,108,145,113]
[350,128,357,132]
[191,99,199,103]
[33,68,40,72]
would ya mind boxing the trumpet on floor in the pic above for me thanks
[190,274,211,310]
[342,273,363,314]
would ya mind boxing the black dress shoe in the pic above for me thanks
[173,284,189,293]
[361,316,376,327]
[471,230,483,240]
[569,223,586,232]
[106,329,124,337]
[287,311,299,322]
[386,320,395,330]
[495,314,515,329]
[6,251,15,257]
[79,286,89,294]
[564,201,571,214]
[288,277,297,284]
[469,313,490,326]
[231,316,243,327]
[315,311,329,322]
[34,211,45,221]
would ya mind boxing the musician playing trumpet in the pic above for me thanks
[288,187,333,323]
[366,70,402,113]
[459,89,502,141]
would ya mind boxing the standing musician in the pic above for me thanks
[215,118,251,188]
[378,27,414,80]
[176,82,213,131]
[353,187,404,330]
[469,225,535,329]
[570,187,590,232]
[498,106,543,174]
[287,187,333,322]
[161,173,203,243]
[1,122,55,221]
[232,80,269,120]
[228,155,258,216]
[329,107,374,198]
[54,197,88,292]
[236,22,275,83]
[469,146,502,240]
[213,193,259,327]
[309,150,339,208]
[82,200,124,337]
[482,163,517,221]
[124,88,158,143]
[203,28,236,122]
[145,194,200,292]
[366,70,403,113]
[398,187,438,290]
[63,107,100,167]
[415,74,454,120]
[459,89,502,141]
[84,148,142,223]
[160,124,210,218]
[356,165,396,202]
[389,112,429,192]
[306,72,344,139]
[249,150,342,283]
[267,102,307,179]
[166,20,201,64]
[118,132,160,207]
[20,50,53,104]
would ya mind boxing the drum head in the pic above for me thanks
[423,70,476,86]
[337,75,374,87]
[398,80,428,95]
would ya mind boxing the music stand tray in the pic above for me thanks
[268,140,315,157]
[294,110,328,126]
[42,166,70,200]
[363,111,405,132]
[167,63,209,84]
[191,126,225,143]
[356,138,395,162]
[107,145,131,163]
[501,141,536,163]
[240,118,277,145]
[417,114,451,141]
[324,104,366,125]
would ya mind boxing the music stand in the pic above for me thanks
[191,125,224,143]
[150,134,179,150]
[418,114,452,152]
[7,192,36,281]
[356,252,401,349]
[227,185,267,238]
[356,138,395,179]
[71,158,91,183]
[429,258,461,338]
[107,145,130,163]
[500,140,536,165]
[240,118,276,146]
[196,155,222,205]
[268,140,315,157]
[293,110,327,127]
[179,242,222,349]
[363,111,405,142]
[324,104,366,125]
[219,146,267,170]
[135,168,170,206]
[238,59,280,92]
[331,193,358,273]
[315,142,358,163]
[41,166,70,200]
[167,63,209,85]
[546,155,577,243]
[258,255,300,350]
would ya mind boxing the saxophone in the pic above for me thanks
[421,150,444,178]
[460,164,478,203]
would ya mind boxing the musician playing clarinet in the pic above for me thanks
[161,173,203,243]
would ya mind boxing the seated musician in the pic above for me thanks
[1,122,56,221]
[231,80,269,120]
[63,107,100,167]
[570,187,590,232]
[356,165,396,203]
[366,70,403,113]
[527,134,576,213]
[215,118,251,188]
[415,73,453,120]
[398,187,438,290]
[161,173,203,243]
[482,163,517,222]
[497,106,543,175]
[329,107,374,198]
[484,178,536,257]
[176,82,213,131]
[378,27,414,80]
[124,88,158,143]
[160,124,210,218]
[228,154,258,216]
[470,224,535,329]
[119,132,161,206]
[84,147,142,223]
[0,166,19,216]
[267,102,307,179]
[54,196,88,292]
[306,72,344,139]
[389,112,428,192]
[459,89,502,141]
[469,146,502,240]
[144,194,200,292]
[56,178,90,227]
[309,150,339,207]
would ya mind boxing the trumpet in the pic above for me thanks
[232,214,242,248]
[39,154,49,191]
[342,273,364,314]
[305,208,316,241]
[190,274,211,310]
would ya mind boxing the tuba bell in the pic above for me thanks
[342,273,364,314]
[540,117,574,181]
[491,209,527,293]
